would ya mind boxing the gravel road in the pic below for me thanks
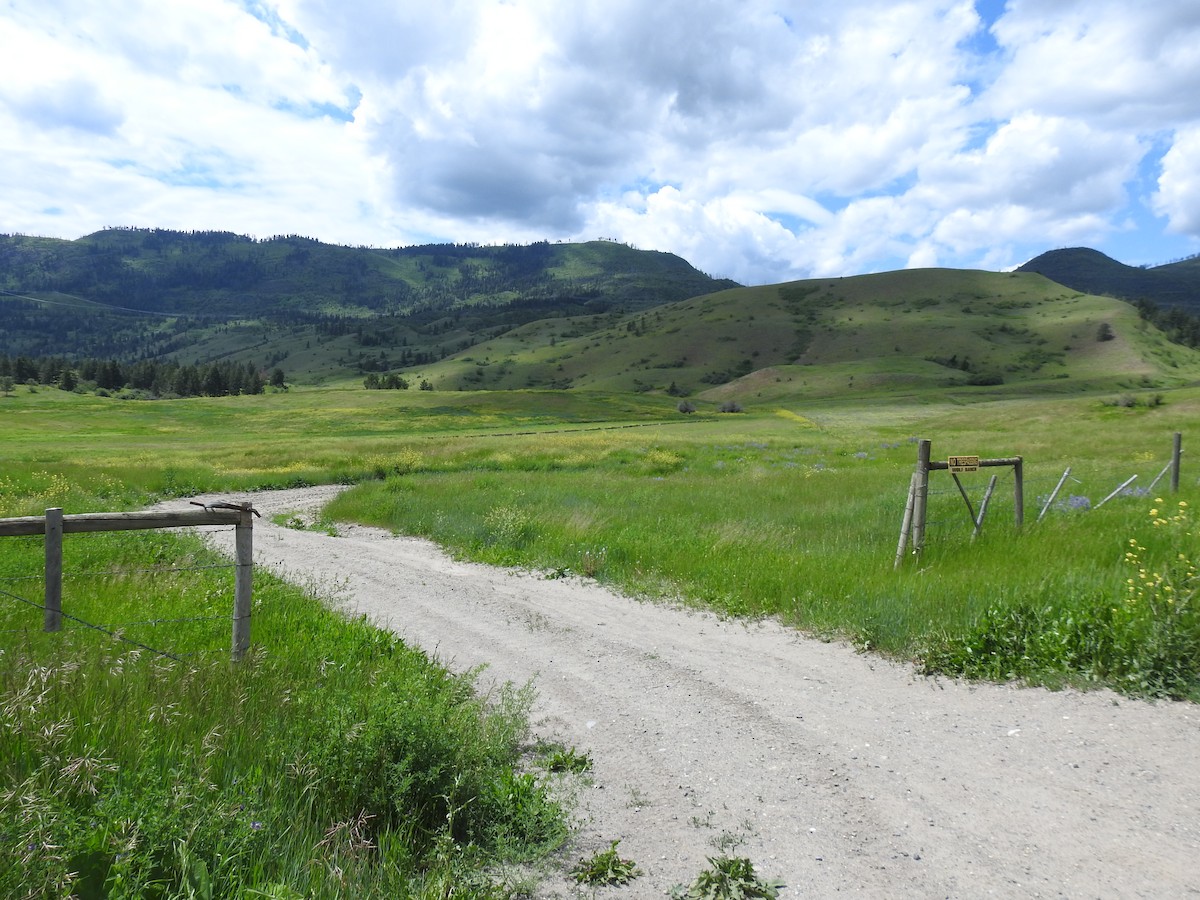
[174,486,1200,898]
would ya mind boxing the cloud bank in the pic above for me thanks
[2,0,1199,283]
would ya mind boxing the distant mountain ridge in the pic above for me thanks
[0,229,738,366]
[1017,247,1200,312]
[6,229,1200,397]
[0,228,736,318]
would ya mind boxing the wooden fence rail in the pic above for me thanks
[0,504,256,661]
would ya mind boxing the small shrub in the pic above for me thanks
[670,856,784,899]
[578,547,607,578]
[543,745,593,774]
[570,840,641,886]
[717,401,743,413]
[483,503,534,548]
[677,400,697,414]
[967,372,1004,386]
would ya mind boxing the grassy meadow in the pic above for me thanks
[4,381,1198,689]
[4,379,1200,895]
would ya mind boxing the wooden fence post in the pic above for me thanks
[1096,475,1139,509]
[973,475,999,539]
[232,504,254,662]
[1014,457,1024,526]
[1038,467,1072,522]
[1172,432,1182,493]
[44,508,62,632]
[911,439,932,558]
[895,472,917,569]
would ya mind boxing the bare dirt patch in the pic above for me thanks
[172,487,1200,897]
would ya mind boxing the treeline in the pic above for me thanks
[362,373,434,391]
[1136,299,1200,348]
[0,354,285,398]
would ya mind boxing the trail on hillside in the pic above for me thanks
[170,487,1200,898]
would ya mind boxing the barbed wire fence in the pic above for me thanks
[895,433,1186,568]
[0,532,236,661]
[0,504,257,661]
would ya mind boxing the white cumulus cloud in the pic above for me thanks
[2,0,1199,282]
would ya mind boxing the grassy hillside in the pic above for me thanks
[415,268,1200,399]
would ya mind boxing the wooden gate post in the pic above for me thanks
[895,472,918,569]
[232,504,254,662]
[1014,457,1024,526]
[1172,432,1182,493]
[44,508,63,632]
[911,440,932,557]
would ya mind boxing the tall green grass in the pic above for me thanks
[0,484,565,897]
[5,384,1200,709]
[324,399,1200,699]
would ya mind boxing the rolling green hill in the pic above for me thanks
[414,268,1200,399]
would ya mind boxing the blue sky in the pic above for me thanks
[2,0,1199,285]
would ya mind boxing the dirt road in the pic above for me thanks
[178,487,1200,898]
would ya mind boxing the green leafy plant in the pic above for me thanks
[670,856,784,899]
[543,745,593,774]
[569,840,641,886]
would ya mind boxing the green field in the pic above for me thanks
[4,382,1197,687]
[3,381,1200,896]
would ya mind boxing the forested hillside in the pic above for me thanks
[1018,247,1200,312]
[0,229,737,380]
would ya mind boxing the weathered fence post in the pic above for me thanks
[912,439,932,558]
[1172,432,1182,493]
[1038,467,1072,523]
[232,503,254,662]
[1096,475,1139,509]
[895,472,917,570]
[44,508,62,632]
[1013,457,1024,526]
[973,475,999,540]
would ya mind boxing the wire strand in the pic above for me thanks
[0,585,185,662]
[63,563,234,578]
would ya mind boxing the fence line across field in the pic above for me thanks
[0,502,258,661]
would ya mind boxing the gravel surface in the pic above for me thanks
[172,486,1200,898]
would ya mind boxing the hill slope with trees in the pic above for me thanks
[1017,247,1200,312]
[0,229,737,380]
